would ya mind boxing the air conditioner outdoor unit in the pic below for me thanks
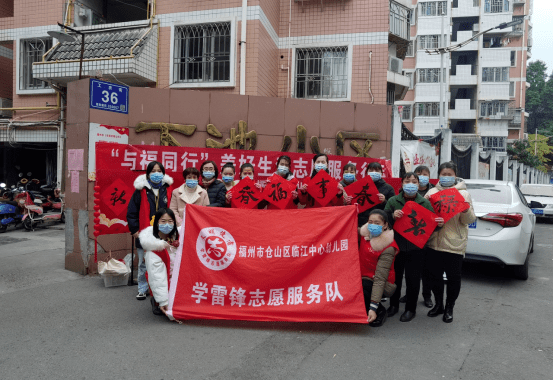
[74,5,93,27]
[389,57,403,74]
[472,24,479,32]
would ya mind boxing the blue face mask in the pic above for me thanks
[368,224,383,237]
[277,166,289,175]
[149,172,164,184]
[222,175,234,184]
[368,172,382,182]
[315,163,327,172]
[343,173,355,182]
[242,174,254,180]
[186,179,198,188]
[418,175,429,187]
[403,183,419,197]
[158,223,174,234]
[439,176,456,188]
[202,171,215,180]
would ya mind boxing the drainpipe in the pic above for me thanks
[287,0,292,98]
[58,95,65,192]
[240,0,248,95]
[519,2,526,140]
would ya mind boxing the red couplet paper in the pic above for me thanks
[393,201,438,249]
[262,174,297,209]
[344,176,381,213]
[306,170,339,207]
[166,204,367,323]
[230,177,263,209]
[429,188,470,223]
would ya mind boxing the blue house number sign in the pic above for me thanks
[90,79,129,114]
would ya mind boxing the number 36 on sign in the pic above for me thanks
[90,79,129,114]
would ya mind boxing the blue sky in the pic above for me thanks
[530,0,553,75]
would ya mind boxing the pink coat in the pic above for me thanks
[169,184,210,225]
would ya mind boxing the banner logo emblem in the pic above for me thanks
[196,227,236,271]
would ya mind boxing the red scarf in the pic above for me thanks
[139,186,173,231]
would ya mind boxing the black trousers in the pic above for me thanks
[362,278,374,312]
[425,248,463,305]
[390,249,424,312]
[421,250,432,299]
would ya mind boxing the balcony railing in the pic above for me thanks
[390,1,410,41]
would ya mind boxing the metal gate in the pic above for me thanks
[451,144,472,180]
[479,152,491,179]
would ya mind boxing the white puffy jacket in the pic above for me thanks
[139,226,170,307]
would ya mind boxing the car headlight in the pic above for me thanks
[545,204,553,209]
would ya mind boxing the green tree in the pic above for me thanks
[527,134,552,171]
[507,139,544,171]
[525,61,553,134]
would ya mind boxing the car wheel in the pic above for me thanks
[512,254,529,280]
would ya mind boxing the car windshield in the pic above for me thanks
[520,185,553,197]
[466,183,512,204]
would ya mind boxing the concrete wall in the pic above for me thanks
[64,79,392,274]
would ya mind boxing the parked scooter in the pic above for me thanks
[20,185,65,231]
[0,183,23,233]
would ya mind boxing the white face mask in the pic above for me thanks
[243,174,254,180]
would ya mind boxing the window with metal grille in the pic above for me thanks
[402,105,412,120]
[482,67,509,82]
[510,81,515,97]
[480,101,509,117]
[406,40,415,57]
[390,1,411,40]
[484,0,509,13]
[417,68,445,83]
[510,51,516,66]
[418,35,440,49]
[173,22,231,84]
[482,137,506,152]
[295,46,348,100]
[405,72,414,89]
[416,102,440,117]
[419,1,447,16]
[20,38,52,90]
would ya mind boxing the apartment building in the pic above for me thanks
[399,0,533,152]
[0,0,414,186]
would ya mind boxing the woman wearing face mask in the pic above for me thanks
[341,163,357,205]
[358,210,399,327]
[414,165,434,197]
[138,208,180,316]
[226,163,257,206]
[384,172,444,322]
[169,167,210,226]
[298,153,344,208]
[261,155,299,210]
[357,162,396,227]
[221,163,236,192]
[199,160,227,208]
[424,162,476,323]
[127,161,173,301]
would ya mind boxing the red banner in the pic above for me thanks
[344,176,380,213]
[428,188,470,223]
[167,204,368,323]
[393,201,438,249]
[262,174,296,209]
[230,177,263,209]
[95,142,392,235]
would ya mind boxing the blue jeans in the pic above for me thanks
[137,248,148,293]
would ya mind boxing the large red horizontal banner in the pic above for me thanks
[95,142,392,235]
[167,204,368,323]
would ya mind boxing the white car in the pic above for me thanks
[464,180,536,280]
[519,184,553,220]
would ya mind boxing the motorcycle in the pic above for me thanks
[0,183,23,233]
[20,186,65,231]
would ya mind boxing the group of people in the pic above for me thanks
[126,154,476,326]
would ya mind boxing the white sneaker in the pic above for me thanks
[136,292,147,300]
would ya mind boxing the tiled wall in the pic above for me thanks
[0,42,13,100]
[0,0,14,18]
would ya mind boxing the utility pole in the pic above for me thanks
[439,5,446,130]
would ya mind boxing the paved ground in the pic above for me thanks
[1,221,552,379]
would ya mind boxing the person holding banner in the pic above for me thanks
[357,162,395,227]
[396,165,435,307]
[225,163,259,206]
[384,172,444,322]
[200,161,227,208]
[424,162,476,323]
[139,208,180,316]
[127,161,173,301]
[358,210,399,327]
[298,154,344,208]
[262,155,299,210]
[170,167,210,226]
